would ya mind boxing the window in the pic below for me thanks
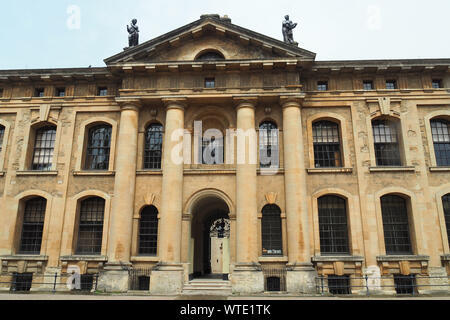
[139,206,159,256]
[317,81,328,91]
[34,88,45,97]
[259,121,279,168]
[443,194,450,247]
[394,275,417,295]
[432,79,442,89]
[76,197,105,255]
[205,78,215,88]
[363,80,374,90]
[0,88,3,97]
[0,125,5,153]
[19,197,46,254]
[328,275,351,295]
[431,119,450,166]
[318,196,350,254]
[11,273,33,292]
[372,119,402,166]
[261,204,283,256]
[97,87,108,96]
[386,80,397,90]
[266,277,281,292]
[313,121,342,168]
[144,124,163,169]
[381,195,413,255]
[56,87,66,97]
[196,51,225,61]
[201,136,224,165]
[85,125,112,170]
[31,126,56,171]
[80,275,94,291]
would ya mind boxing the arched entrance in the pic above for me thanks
[190,195,231,280]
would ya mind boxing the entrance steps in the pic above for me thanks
[182,278,232,296]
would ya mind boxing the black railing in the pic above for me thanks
[1,273,99,293]
[261,265,287,292]
[316,274,450,296]
[128,268,152,291]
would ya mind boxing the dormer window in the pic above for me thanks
[195,50,225,61]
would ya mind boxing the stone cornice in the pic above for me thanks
[115,97,142,110]
[233,96,258,109]
[162,97,188,110]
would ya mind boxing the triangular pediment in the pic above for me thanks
[104,15,316,65]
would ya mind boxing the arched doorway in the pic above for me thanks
[190,195,231,280]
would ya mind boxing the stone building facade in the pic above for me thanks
[0,14,450,295]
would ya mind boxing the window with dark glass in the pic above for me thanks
[0,88,4,97]
[318,196,350,254]
[201,135,224,165]
[144,124,163,169]
[11,273,33,292]
[431,119,450,166]
[443,194,450,247]
[205,78,215,88]
[386,80,397,90]
[97,87,108,96]
[259,121,278,168]
[76,197,105,255]
[56,87,66,97]
[317,81,328,91]
[381,195,413,255]
[363,80,374,90]
[31,126,56,171]
[394,275,417,294]
[328,275,351,295]
[261,204,282,256]
[432,79,442,89]
[372,119,402,166]
[196,51,225,61]
[19,197,46,254]
[0,125,5,153]
[80,274,94,291]
[85,125,112,170]
[35,88,45,97]
[139,206,159,255]
[313,121,342,168]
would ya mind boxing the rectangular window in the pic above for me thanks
[80,274,94,291]
[0,125,5,154]
[317,81,328,91]
[56,87,66,97]
[432,79,442,89]
[35,88,45,97]
[0,88,3,97]
[97,87,108,96]
[394,275,417,295]
[205,78,215,88]
[328,275,351,295]
[363,80,374,90]
[386,80,397,90]
[11,273,33,292]
[32,126,56,171]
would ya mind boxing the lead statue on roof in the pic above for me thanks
[282,15,298,45]
[127,19,139,47]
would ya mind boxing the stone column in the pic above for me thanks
[150,98,186,295]
[98,99,140,293]
[282,96,317,293]
[231,98,264,294]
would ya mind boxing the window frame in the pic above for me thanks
[372,118,403,166]
[34,88,45,98]
[430,119,450,167]
[18,197,47,255]
[317,81,328,91]
[261,204,283,256]
[312,120,343,168]
[363,80,374,91]
[138,206,159,256]
[258,121,279,169]
[143,123,163,170]
[84,124,113,171]
[386,80,397,90]
[75,197,105,255]
[30,125,57,171]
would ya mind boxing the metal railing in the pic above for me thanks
[0,272,99,293]
[128,268,152,291]
[316,274,450,296]
[262,265,287,292]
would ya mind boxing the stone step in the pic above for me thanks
[182,280,232,295]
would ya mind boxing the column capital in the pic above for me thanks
[280,95,305,109]
[161,97,187,110]
[233,96,258,110]
[115,98,142,111]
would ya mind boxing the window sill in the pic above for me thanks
[130,256,159,262]
[136,170,163,176]
[369,166,415,173]
[184,168,236,175]
[312,255,364,263]
[258,168,284,175]
[73,171,115,176]
[376,255,430,262]
[16,170,58,176]
[60,255,108,262]
[258,256,288,263]
[429,166,450,172]
[307,168,353,174]
[1,255,48,261]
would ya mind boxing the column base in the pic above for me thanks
[286,262,317,294]
[230,263,264,295]
[97,263,131,293]
[150,263,184,295]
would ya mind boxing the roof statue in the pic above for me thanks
[127,19,139,48]
[282,15,298,46]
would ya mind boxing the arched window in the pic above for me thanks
[372,119,401,166]
[259,121,279,168]
[139,206,159,255]
[261,204,282,256]
[19,197,46,254]
[195,51,225,61]
[313,121,342,168]
[85,125,112,170]
[76,197,105,255]
[0,125,5,153]
[431,119,450,166]
[381,195,412,255]
[443,194,450,247]
[31,126,56,171]
[318,196,350,254]
[144,123,163,169]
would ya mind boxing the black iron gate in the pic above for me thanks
[128,268,152,291]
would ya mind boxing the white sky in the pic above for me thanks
[0,0,449,69]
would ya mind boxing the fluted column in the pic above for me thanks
[282,96,316,293]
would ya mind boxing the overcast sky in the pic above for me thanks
[1,0,449,70]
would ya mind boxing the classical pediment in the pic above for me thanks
[104,14,316,65]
